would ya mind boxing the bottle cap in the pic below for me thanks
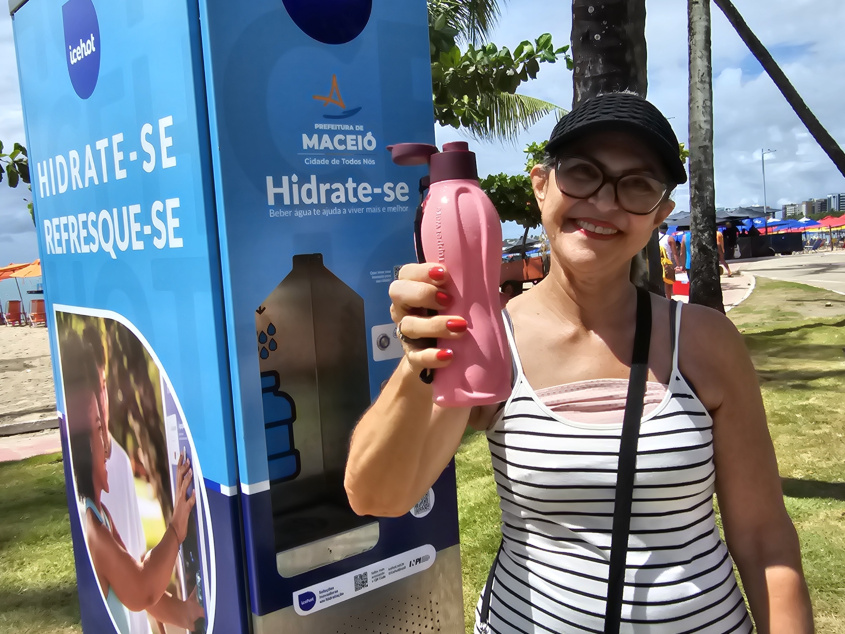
[387,142,479,183]
[430,142,478,183]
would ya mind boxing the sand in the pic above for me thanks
[0,325,57,427]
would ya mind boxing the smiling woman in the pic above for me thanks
[344,92,814,634]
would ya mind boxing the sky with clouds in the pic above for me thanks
[1,0,844,258]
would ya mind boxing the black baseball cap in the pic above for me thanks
[546,93,688,185]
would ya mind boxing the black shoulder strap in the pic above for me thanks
[478,540,503,628]
[604,287,652,634]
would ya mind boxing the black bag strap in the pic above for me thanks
[478,540,503,628]
[604,287,652,633]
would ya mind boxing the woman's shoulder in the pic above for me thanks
[677,301,749,408]
[679,301,743,346]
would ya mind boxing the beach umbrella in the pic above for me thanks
[0,262,29,312]
[0,262,28,280]
[5,260,42,316]
[8,259,41,278]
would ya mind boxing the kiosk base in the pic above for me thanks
[254,545,464,633]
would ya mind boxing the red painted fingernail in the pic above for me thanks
[429,266,446,281]
[446,318,467,333]
[436,349,454,361]
[435,291,452,306]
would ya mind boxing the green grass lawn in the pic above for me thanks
[2,277,843,633]
[0,453,81,634]
[728,278,845,633]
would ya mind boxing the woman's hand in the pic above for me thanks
[147,587,205,629]
[388,263,468,372]
[345,262,477,516]
[169,453,196,543]
[184,586,205,625]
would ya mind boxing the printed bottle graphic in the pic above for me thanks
[255,253,378,576]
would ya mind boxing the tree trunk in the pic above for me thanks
[713,0,845,178]
[688,0,723,312]
[571,0,664,295]
[571,0,647,107]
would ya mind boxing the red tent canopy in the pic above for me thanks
[817,214,845,228]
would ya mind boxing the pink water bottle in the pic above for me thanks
[388,141,511,407]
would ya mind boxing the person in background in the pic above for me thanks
[716,227,733,277]
[345,92,812,633]
[658,223,677,298]
[723,221,739,259]
[658,222,680,268]
[679,229,692,272]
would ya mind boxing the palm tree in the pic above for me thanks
[429,0,569,142]
[712,0,845,178]
[570,0,647,106]
[688,0,723,312]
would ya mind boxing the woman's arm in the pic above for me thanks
[344,263,491,516]
[146,587,205,629]
[683,307,813,633]
[87,511,180,611]
[87,457,196,612]
[345,357,475,516]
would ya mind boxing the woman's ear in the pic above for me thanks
[530,164,550,207]
[654,199,675,227]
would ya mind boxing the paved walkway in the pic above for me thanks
[731,251,845,295]
[671,270,754,311]
[0,428,62,462]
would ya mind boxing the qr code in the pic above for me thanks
[354,572,368,592]
[393,265,403,280]
[413,494,431,515]
[410,488,435,519]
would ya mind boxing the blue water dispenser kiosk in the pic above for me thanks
[11,0,464,631]
[200,1,464,631]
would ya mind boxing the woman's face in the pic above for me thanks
[531,130,676,278]
[81,389,110,495]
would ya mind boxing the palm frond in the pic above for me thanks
[428,0,503,45]
[465,93,566,144]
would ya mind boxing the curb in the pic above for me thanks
[0,415,60,437]
[725,274,756,313]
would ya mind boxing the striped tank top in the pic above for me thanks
[475,302,753,633]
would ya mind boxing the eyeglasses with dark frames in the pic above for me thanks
[553,155,670,215]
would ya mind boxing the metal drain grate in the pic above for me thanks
[334,592,442,633]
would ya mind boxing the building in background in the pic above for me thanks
[801,200,814,217]
[812,198,829,216]
[783,203,801,219]
[827,193,845,213]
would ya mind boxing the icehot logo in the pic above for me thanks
[62,0,101,99]
[282,0,372,45]
[298,591,317,612]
